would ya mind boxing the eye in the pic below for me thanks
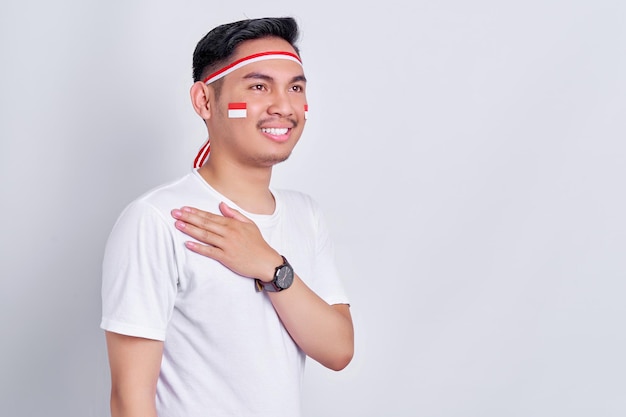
[250,84,267,91]
[289,85,305,93]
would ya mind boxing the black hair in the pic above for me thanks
[192,17,301,85]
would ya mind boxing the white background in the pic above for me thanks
[1,1,625,416]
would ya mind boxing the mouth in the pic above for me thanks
[261,127,290,136]
[260,126,293,142]
[258,117,298,143]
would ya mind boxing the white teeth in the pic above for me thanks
[261,128,289,135]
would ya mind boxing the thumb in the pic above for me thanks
[219,202,253,223]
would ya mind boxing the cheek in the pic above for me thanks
[236,99,261,113]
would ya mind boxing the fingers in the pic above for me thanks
[219,202,253,224]
[172,206,225,224]
[171,207,227,245]
[184,240,223,260]
[170,204,253,249]
[174,217,226,247]
[172,207,226,232]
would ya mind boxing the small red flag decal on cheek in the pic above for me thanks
[228,102,247,118]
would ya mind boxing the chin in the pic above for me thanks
[256,151,292,167]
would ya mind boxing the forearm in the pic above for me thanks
[268,274,354,370]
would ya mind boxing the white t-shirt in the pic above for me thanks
[101,170,349,417]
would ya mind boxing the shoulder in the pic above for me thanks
[108,171,205,233]
[135,171,199,206]
[126,170,218,216]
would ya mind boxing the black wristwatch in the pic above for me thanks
[255,256,294,292]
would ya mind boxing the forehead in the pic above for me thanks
[218,37,305,84]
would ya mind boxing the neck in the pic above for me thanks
[197,157,276,215]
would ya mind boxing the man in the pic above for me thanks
[101,17,354,417]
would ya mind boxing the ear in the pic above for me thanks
[190,81,212,120]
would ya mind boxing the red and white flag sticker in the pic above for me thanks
[228,102,247,118]
[304,104,308,120]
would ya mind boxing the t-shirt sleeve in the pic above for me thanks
[308,200,350,306]
[100,200,179,341]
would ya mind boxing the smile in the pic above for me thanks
[261,127,290,135]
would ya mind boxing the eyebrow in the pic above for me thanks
[242,72,307,83]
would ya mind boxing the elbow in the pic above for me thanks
[325,343,354,371]
[327,320,355,371]
[329,352,353,371]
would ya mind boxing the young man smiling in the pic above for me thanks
[101,17,354,417]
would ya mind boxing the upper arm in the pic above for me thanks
[105,331,164,417]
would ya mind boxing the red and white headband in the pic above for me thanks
[203,51,302,85]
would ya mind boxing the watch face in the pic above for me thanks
[275,264,294,289]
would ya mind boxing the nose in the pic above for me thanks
[267,90,294,118]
